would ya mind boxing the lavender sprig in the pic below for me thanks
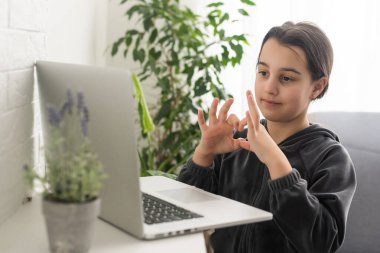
[76,91,89,136]
[24,88,105,203]
[77,91,84,112]
[48,105,61,127]
[51,90,90,136]
[81,106,89,136]
[60,89,74,116]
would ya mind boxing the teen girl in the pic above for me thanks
[178,21,356,253]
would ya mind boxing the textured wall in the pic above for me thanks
[0,0,47,226]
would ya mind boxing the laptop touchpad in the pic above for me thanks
[158,188,219,203]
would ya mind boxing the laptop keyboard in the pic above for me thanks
[142,193,203,225]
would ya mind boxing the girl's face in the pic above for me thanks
[255,38,324,124]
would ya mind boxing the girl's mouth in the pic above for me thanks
[262,99,281,105]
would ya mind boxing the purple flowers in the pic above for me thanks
[23,88,105,203]
[47,89,90,136]
[77,92,89,136]
[48,106,61,127]
[59,89,74,116]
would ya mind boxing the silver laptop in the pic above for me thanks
[36,61,272,240]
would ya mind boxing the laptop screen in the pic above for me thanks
[36,61,145,235]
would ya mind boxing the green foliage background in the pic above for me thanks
[111,0,255,175]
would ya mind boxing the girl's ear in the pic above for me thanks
[310,77,328,100]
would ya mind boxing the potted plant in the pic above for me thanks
[24,90,106,253]
[111,0,255,176]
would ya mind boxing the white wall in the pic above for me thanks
[0,0,101,226]
[0,0,46,226]
[45,0,97,65]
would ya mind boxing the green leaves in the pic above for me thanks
[207,2,224,8]
[149,28,158,43]
[125,5,144,19]
[241,0,256,6]
[133,48,145,63]
[194,77,208,96]
[111,37,124,56]
[143,18,154,31]
[238,9,249,16]
[132,73,155,134]
[229,41,243,66]
[113,0,255,176]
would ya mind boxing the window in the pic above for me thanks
[220,0,380,114]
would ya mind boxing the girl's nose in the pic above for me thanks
[264,78,279,95]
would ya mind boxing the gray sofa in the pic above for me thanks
[309,112,380,253]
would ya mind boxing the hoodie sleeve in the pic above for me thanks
[177,156,222,194]
[267,143,356,253]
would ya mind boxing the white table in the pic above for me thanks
[0,196,207,253]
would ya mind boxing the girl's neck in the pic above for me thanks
[266,116,310,144]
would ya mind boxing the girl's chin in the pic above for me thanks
[260,109,288,122]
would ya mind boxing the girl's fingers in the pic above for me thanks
[246,110,256,132]
[227,113,240,128]
[238,138,250,150]
[197,108,207,132]
[218,98,234,122]
[238,117,247,131]
[246,90,260,129]
[231,138,242,150]
[209,97,219,125]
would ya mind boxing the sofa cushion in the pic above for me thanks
[309,112,380,253]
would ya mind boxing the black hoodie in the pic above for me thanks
[177,121,356,253]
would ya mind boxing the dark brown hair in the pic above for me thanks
[258,21,333,99]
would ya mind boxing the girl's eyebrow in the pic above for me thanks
[257,61,302,75]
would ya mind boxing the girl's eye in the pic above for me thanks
[281,76,293,82]
[258,71,268,77]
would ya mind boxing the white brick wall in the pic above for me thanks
[0,0,8,28]
[0,0,46,226]
[7,69,34,110]
[9,0,48,32]
[0,31,46,72]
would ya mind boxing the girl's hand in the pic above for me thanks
[239,90,292,179]
[193,98,245,167]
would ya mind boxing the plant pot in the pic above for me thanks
[42,198,100,253]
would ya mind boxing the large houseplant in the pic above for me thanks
[24,90,106,253]
[112,0,255,175]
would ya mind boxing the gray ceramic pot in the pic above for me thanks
[42,198,100,253]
